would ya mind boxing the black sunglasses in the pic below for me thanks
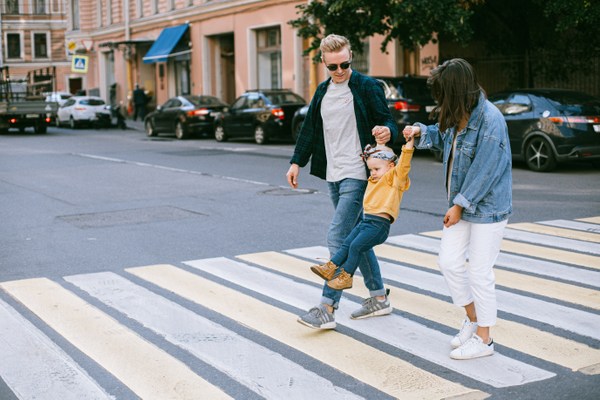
[325,60,352,71]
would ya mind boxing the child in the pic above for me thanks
[311,138,414,291]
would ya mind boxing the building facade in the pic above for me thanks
[61,0,436,110]
[0,0,71,92]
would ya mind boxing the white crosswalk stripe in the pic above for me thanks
[184,257,554,388]
[65,271,364,400]
[0,299,113,400]
[0,217,599,399]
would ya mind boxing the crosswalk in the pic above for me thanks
[1,217,599,399]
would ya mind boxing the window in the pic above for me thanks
[33,0,46,14]
[5,0,19,14]
[51,0,61,13]
[33,33,49,59]
[256,27,281,89]
[352,39,370,74]
[6,33,22,59]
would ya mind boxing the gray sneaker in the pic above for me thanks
[351,289,392,319]
[297,305,336,329]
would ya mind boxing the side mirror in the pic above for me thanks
[156,105,163,112]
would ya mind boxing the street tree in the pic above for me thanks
[289,0,600,86]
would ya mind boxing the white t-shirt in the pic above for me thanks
[321,79,367,182]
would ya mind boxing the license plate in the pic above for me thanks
[26,114,39,118]
[594,125,600,133]
[425,105,435,112]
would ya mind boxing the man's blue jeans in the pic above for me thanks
[331,214,390,276]
[322,179,387,308]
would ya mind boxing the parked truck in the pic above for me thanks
[0,66,59,134]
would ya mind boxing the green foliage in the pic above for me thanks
[289,0,481,59]
[289,0,600,61]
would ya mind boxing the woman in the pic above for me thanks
[403,58,512,360]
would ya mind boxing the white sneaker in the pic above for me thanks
[450,334,494,360]
[450,319,478,348]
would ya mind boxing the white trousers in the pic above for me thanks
[438,219,507,327]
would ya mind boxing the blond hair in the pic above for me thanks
[320,34,351,54]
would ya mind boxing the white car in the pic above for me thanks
[56,96,112,128]
[44,92,73,106]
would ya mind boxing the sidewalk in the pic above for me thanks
[125,118,145,132]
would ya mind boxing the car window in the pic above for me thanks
[170,99,182,108]
[62,99,76,107]
[188,96,226,107]
[80,99,106,106]
[492,93,531,115]
[247,96,265,109]
[231,96,248,110]
[378,78,433,102]
[266,92,305,105]
[543,92,600,116]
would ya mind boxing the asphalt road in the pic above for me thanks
[0,125,599,399]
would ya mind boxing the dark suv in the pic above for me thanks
[373,76,437,147]
[214,89,306,144]
[291,76,436,147]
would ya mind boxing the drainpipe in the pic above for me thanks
[0,9,4,66]
[307,0,318,96]
[124,0,133,103]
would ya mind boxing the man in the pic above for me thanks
[133,84,147,121]
[286,34,398,329]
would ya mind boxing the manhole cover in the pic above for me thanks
[58,206,206,228]
[259,188,317,196]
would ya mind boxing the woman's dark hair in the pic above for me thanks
[428,58,482,132]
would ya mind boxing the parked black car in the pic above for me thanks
[291,104,308,142]
[489,89,600,172]
[374,76,437,147]
[214,89,306,144]
[144,95,228,139]
[291,77,436,148]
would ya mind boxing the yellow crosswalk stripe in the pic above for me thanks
[579,217,600,224]
[127,264,484,400]
[0,278,231,400]
[238,251,600,373]
[422,231,600,271]
[508,222,600,243]
[375,245,600,310]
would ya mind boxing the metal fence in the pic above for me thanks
[470,53,600,97]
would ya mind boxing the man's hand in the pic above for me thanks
[286,164,300,189]
[372,125,391,145]
[443,205,463,228]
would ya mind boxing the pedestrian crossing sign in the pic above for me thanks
[71,55,89,73]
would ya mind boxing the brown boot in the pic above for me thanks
[310,261,338,281]
[327,270,353,290]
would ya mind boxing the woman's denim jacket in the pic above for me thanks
[415,92,513,223]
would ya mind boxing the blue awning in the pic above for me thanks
[143,24,190,64]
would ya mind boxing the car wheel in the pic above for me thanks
[292,119,303,143]
[69,117,77,129]
[525,136,557,172]
[34,123,47,134]
[175,121,187,140]
[254,124,267,144]
[145,120,156,137]
[214,124,228,142]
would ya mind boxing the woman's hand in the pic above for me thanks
[443,205,463,228]
[402,125,421,142]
